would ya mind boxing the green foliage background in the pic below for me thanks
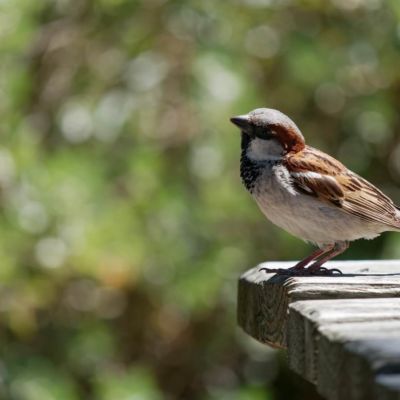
[1,0,400,398]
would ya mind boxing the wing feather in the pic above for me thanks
[285,146,400,230]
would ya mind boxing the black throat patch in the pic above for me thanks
[240,154,262,192]
[240,134,262,192]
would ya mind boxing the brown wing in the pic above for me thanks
[285,146,400,230]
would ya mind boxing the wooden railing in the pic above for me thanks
[237,260,400,400]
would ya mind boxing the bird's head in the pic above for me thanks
[230,108,305,161]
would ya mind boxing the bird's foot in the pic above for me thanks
[305,266,343,276]
[260,266,343,276]
[259,267,293,275]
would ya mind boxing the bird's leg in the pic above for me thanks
[305,241,349,275]
[260,244,334,275]
[289,245,334,271]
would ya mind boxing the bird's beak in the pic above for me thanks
[230,115,249,130]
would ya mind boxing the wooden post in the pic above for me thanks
[237,260,400,400]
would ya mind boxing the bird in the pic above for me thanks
[230,108,400,275]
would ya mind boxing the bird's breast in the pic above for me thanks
[250,165,384,244]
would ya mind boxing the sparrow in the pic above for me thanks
[230,108,400,275]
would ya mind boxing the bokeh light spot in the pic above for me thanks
[35,237,68,269]
[245,25,280,59]
[190,144,223,180]
[314,83,346,114]
[356,111,391,144]
[60,102,93,143]
[18,201,49,234]
[125,51,169,92]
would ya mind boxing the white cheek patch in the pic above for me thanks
[246,138,283,161]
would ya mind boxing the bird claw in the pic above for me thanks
[260,266,343,276]
[306,266,343,276]
[259,267,291,275]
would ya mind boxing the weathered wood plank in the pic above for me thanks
[237,260,400,349]
[288,299,400,400]
[287,298,400,384]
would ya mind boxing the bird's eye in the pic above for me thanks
[255,126,273,140]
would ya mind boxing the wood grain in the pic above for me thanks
[237,260,400,400]
[238,260,400,348]
[289,299,400,400]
